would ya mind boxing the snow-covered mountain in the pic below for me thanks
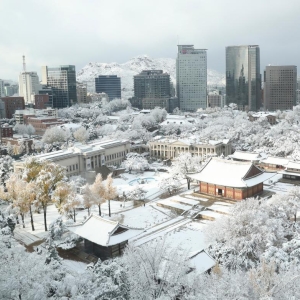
[77,55,225,99]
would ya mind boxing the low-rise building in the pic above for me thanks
[15,108,58,124]
[149,137,231,160]
[259,156,289,171]
[67,215,143,260]
[188,157,274,200]
[26,117,66,135]
[14,139,131,181]
[248,112,277,125]
[1,124,13,138]
[229,151,262,164]
[279,161,300,180]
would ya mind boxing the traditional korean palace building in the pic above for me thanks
[259,156,289,171]
[229,151,262,164]
[188,158,274,200]
[67,215,143,260]
[279,161,300,180]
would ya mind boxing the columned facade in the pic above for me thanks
[149,139,231,160]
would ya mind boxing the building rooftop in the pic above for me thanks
[229,151,261,161]
[188,157,274,188]
[67,215,143,246]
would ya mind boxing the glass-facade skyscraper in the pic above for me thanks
[95,75,121,101]
[176,45,207,111]
[226,45,261,111]
[42,65,77,108]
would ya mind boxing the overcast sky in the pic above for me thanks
[1,0,300,80]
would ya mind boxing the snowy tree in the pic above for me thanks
[82,184,95,216]
[149,107,167,123]
[171,152,203,189]
[105,173,117,217]
[18,140,25,155]
[6,142,13,156]
[27,124,35,137]
[207,197,295,271]
[23,158,66,231]
[122,152,149,174]
[14,123,27,137]
[0,155,13,186]
[46,217,79,250]
[90,174,106,216]
[42,126,71,144]
[73,126,89,143]
[123,239,191,299]
[158,175,181,196]
[287,187,300,222]
[126,186,147,205]
[53,181,80,222]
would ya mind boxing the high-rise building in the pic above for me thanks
[0,80,4,97]
[226,45,261,111]
[208,91,224,108]
[4,84,19,96]
[0,96,25,118]
[176,45,207,111]
[77,82,88,103]
[18,72,41,104]
[42,65,77,108]
[133,70,171,110]
[95,75,121,100]
[264,65,297,111]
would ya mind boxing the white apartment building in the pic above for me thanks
[176,45,207,112]
[14,139,131,181]
[148,137,231,160]
[19,72,41,104]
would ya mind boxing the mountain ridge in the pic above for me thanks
[77,55,225,99]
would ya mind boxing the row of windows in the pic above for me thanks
[105,150,129,161]
[66,163,79,172]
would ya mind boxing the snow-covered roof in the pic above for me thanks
[250,112,276,118]
[189,250,216,274]
[260,156,289,166]
[286,161,300,170]
[67,215,143,246]
[279,170,300,177]
[229,151,261,161]
[188,157,273,188]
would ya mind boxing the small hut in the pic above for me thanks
[67,215,143,260]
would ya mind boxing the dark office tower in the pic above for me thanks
[133,70,171,110]
[226,45,261,111]
[95,75,121,100]
[42,65,77,108]
[264,65,297,111]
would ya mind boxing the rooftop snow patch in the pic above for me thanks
[229,151,261,161]
[67,215,143,246]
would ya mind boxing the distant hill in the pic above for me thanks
[77,55,225,99]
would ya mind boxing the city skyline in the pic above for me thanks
[1,0,300,80]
